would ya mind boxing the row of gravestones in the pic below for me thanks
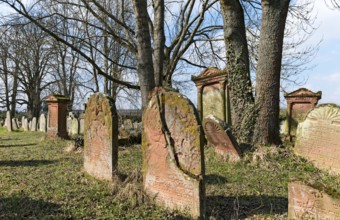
[3,111,47,132]
[66,112,84,137]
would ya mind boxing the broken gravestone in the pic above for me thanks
[295,104,340,175]
[288,182,340,219]
[143,89,205,218]
[203,115,241,162]
[84,93,118,181]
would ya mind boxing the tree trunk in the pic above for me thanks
[153,0,165,87]
[132,0,155,108]
[219,0,255,143]
[253,0,290,145]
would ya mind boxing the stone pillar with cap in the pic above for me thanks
[46,94,70,139]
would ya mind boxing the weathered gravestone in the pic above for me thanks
[46,94,69,139]
[284,88,321,139]
[5,111,12,131]
[39,114,47,132]
[79,113,84,134]
[70,118,79,136]
[143,89,205,218]
[203,115,241,162]
[288,182,340,219]
[84,93,118,181]
[67,115,72,135]
[30,117,37,131]
[11,118,18,130]
[22,117,29,131]
[192,67,231,124]
[295,104,340,175]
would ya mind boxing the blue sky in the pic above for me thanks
[287,1,340,105]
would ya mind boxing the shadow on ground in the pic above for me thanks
[0,196,61,218]
[205,174,229,185]
[0,143,38,148]
[206,195,287,219]
[0,160,57,167]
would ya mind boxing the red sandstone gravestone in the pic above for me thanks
[295,104,340,175]
[143,89,205,218]
[46,94,70,139]
[84,93,118,181]
[288,182,340,219]
[203,115,241,162]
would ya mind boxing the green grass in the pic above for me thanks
[0,127,339,219]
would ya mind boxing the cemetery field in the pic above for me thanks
[0,127,339,219]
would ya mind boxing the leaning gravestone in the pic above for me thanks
[5,111,12,131]
[203,115,241,162]
[295,104,340,175]
[143,89,205,218]
[84,93,118,181]
[288,182,340,219]
[39,114,47,132]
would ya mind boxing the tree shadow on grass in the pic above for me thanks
[0,143,38,148]
[206,195,287,219]
[0,160,57,167]
[0,196,62,219]
[205,174,229,185]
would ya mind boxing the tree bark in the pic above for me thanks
[253,0,290,145]
[132,0,155,108]
[219,0,255,143]
[153,0,164,87]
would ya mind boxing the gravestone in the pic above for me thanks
[39,114,47,132]
[70,118,79,136]
[84,93,118,181]
[11,118,18,130]
[22,117,29,131]
[289,182,340,219]
[143,89,205,218]
[67,116,72,135]
[203,115,241,162]
[79,114,84,134]
[192,67,230,124]
[284,88,321,139]
[295,104,340,175]
[21,116,25,128]
[46,94,70,139]
[30,117,37,131]
[5,111,12,131]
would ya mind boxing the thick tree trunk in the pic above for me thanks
[219,0,255,143]
[253,0,290,145]
[132,0,155,108]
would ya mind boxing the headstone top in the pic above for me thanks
[284,88,322,99]
[46,94,70,102]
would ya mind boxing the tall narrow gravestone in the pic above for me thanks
[203,115,241,162]
[84,93,118,181]
[295,104,340,175]
[143,90,205,218]
[39,114,47,132]
[5,111,12,132]
[46,94,70,139]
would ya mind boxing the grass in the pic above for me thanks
[1,127,339,219]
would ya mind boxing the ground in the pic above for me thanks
[0,127,339,219]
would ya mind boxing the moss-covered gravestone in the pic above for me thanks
[84,93,118,181]
[295,104,340,175]
[143,89,205,218]
[203,115,241,162]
